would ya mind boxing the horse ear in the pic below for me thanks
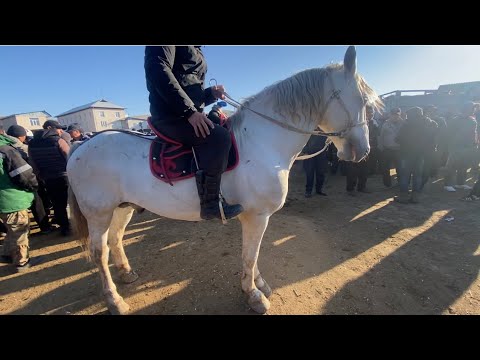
[344,45,357,76]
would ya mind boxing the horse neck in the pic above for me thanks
[232,97,314,167]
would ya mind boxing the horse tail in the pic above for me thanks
[68,184,91,260]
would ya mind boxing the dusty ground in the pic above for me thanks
[1,163,479,315]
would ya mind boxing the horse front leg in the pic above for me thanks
[239,212,271,314]
[254,262,272,298]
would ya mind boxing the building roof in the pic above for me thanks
[57,99,125,117]
[125,114,149,121]
[0,110,52,119]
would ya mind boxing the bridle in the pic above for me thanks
[217,70,367,139]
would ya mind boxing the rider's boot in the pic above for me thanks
[195,170,244,220]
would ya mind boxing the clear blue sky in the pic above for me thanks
[0,46,479,117]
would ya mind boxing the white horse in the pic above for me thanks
[67,46,382,315]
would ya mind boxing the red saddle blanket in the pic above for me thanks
[148,117,239,185]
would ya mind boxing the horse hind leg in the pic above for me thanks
[239,212,272,314]
[89,212,130,315]
[108,206,139,284]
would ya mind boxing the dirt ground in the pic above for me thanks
[1,163,479,315]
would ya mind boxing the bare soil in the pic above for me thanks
[1,163,479,315]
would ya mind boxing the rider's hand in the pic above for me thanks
[188,111,215,138]
[212,85,226,100]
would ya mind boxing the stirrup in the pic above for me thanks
[219,195,227,225]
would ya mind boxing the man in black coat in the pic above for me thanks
[28,120,71,236]
[302,136,329,198]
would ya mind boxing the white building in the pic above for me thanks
[57,99,127,132]
[0,111,52,131]
[120,115,150,131]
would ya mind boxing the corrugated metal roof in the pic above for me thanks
[57,99,125,117]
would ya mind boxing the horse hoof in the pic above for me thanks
[257,281,273,299]
[247,289,270,314]
[121,270,139,284]
[108,299,130,315]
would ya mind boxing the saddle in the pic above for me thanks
[148,117,239,185]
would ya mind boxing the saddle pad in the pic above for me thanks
[148,118,239,185]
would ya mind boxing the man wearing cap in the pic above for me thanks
[0,132,38,271]
[28,120,71,236]
[6,125,29,160]
[6,125,52,235]
[67,123,90,142]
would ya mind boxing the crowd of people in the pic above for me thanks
[300,101,479,204]
[0,121,90,272]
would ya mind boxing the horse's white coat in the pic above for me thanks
[67,47,381,314]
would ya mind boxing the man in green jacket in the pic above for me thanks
[0,134,38,272]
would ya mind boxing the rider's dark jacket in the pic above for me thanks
[144,46,217,123]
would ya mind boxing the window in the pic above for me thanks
[101,121,108,127]
[99,111,105,117]
[30,118,40,126]
[115,112,120,118]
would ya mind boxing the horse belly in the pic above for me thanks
[67,134,203,221]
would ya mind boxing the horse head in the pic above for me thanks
[319,46,382,162]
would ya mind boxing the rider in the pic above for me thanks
[144,46,243,220]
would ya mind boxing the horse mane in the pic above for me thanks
[230,63,383,132]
